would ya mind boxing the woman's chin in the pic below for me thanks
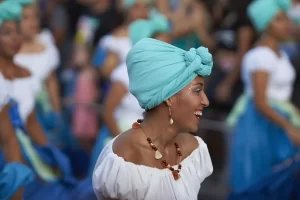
[186,126,199,134]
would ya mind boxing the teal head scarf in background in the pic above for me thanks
[14,0,35,6]
[123,0,152,9]
[0,1,22,26]
[126,38,213,110]
[129,13,170,44]
[247,0,291,32]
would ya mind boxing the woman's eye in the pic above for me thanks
[194,88,202,94]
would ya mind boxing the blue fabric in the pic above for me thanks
[0,163,34,200]
[126,38,213,110]
[23,177,97,200]
[92,47,107,68]
[8,102,76,185]
[230,157,300,200]
[88,126,112,176]
[230,99,300,196]
[33,145,77,186]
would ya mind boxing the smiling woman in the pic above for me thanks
[93,38,214,200]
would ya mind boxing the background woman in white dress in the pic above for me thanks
[14,0,63,145]
[93,38,214,200]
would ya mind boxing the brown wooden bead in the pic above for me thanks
[132,122,140,129]
[172,171,180,180]
[137,119,143,123]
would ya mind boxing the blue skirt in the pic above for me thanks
[8,101,76,184]
[88,125,113,176]
[230,100,300,198]
[23,177,96,200]
[0,163,34,200]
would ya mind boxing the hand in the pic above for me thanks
[215,83,232,103]
[286,125,300,146]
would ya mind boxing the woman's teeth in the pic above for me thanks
[194,111,202,118]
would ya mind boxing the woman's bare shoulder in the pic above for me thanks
[112,129,145,163]
[177,133,200,155]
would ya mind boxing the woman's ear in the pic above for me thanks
[164,97,173,107]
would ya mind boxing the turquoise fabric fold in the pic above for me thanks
[126,38,213,110]
[247,0,292,32]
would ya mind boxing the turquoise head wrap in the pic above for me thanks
[129,13,170,44]
[126,38,213,110]
[123,0,152,9]
[0,1,22,26]
[6,0,34,6]
[247,0,292,32]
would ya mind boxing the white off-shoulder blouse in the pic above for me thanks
[93,136,213,200]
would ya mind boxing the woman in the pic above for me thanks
[88,13,171,175]
[72,50,99,152]
[0,2,35,199]
[93,38,213,199]
[228,0,300,198]
[0,0,73,184]
[14,0,62,145]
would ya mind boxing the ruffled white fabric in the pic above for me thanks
[0,74,9,112]
[99,35,132,63]
[14,30,60,82]
[93,136,213,200]
[2,74,40,122]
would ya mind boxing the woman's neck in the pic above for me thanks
[19,36,45,54]
[0,56,30,79]
[0,56,14,68]
[141,107,180,150]
[258,33,280,55]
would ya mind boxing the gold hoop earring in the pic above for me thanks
[169,106,174,125]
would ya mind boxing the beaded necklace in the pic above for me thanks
[132,119,182,180]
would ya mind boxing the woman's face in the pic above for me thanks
[21,5,40,39]
[129,2,149,21]
[0,21,22,58]
[267,10,291,40]
[170,76,209,133]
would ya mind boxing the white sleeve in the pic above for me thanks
[99,35,120,55]
[46,45,60,72]
[245,48,276,73]
[0,75,9,112]
[110,64,129,88]
[92,143,142,200]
